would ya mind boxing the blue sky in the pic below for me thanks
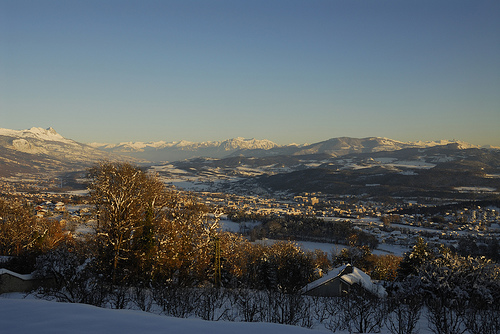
[1,0,499,146]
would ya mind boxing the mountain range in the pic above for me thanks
[88,137,281,162]
[0,127,119,177]
[1,127,499,200]
[154,140,500,200]
[89,136,480,162]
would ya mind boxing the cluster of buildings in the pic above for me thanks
[2,175,499,255]
[198,190,500,251]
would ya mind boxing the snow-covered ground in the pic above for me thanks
[221,219,409,257]
[454,186,497,193]
[220,220,261,233]
[254,238,408,257]
[0,296,329,334]
[372,243,409,256]
[0,294,435,334]
[373,158,436,169]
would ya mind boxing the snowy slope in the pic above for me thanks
[0,127,111,159]
[0,295,437,334]
[0,127,73,145]
[0,297,330,334]
[0,127,127,176]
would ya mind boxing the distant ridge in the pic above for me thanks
[89,136,479,162]
[0,127,125,177]
[89,137,279,151]
[88,137,283,162]
[0,127,487,175]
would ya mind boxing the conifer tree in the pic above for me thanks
[397,237,434,280]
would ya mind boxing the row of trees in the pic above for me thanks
[86,162,336,290]
[32,241,499,334]
[228,210,379,248]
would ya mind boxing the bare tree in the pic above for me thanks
[385,281,423,334]
[337,286,387,333]
[151,281,198,318]
[154,194,219,285]
[231,288,266,322]
[88,161,173,284]
[0,197,68,258]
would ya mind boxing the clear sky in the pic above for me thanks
[1,0,499,146]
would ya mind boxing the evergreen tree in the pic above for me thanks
[397,237,434,280]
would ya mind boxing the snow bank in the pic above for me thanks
[0,298,330,334]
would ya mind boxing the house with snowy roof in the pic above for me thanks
[0,269,37,294]
[301,264,387,298]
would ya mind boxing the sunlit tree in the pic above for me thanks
[88,161,174,283]
[0,197,68,257]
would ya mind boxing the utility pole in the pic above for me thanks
[214,236,221,287]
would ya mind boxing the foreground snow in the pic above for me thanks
[0,297,330,334]
[0,294,437,334]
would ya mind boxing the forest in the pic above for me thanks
[1,162,499,334]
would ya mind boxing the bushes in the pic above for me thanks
[32,251,391,333]
[325,285,386,333]
[33,244,107,306]
[419,250,500,334]
[0,197,69,260]
[385,280,423,334]
[393,239,500,334]
[36,241,496,334]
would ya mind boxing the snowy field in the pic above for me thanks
[454,186,497,193]
[0,295,435,334]
[221,220,409,257]
[219,220,262,233]
[254,238,408,257]
[0,296,328,334]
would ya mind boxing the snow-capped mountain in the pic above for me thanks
[0,126,487,178]
[0,127,124,176]
[290,137,479,156]
[89,137,279,151]
[0,127,77,154]
[89,136,479,162]
[89,137,282,162]
[159,141,500,199]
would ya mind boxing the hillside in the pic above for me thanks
[0,127,125,177]
[153,144,500,200]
